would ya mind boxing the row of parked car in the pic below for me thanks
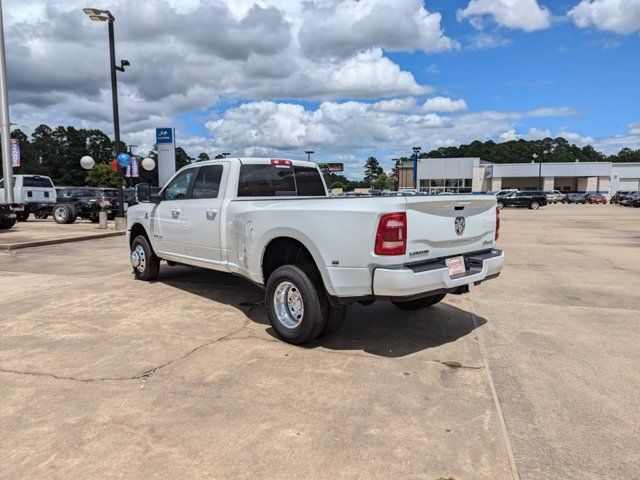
[490,189,626,210]
[610,191,640,207]
[0,174,138,224]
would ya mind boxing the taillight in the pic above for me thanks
[375,212,406,255]
[495,207,500,241]
[271,159,292,167]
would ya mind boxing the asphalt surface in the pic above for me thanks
[0,204,638,479]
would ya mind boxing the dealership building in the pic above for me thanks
[397,158,640,194]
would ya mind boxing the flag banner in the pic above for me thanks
[11,139,20,167]
[131,156,139,177]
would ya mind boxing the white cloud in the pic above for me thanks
[324,49,430,98]
[203,100,576,173]
[458,0,552,32]
[422,96,469,112]
[4,0,440,141]
[569,0,640,34]
[629,122,640,135]
[298,0,458,58]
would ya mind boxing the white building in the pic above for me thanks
[398,158,640,194]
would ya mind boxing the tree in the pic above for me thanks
[373,172,391,190]
[175,147,191,170]
[85,163,117,187]
[364,156,383,185]
[197,152,210,162]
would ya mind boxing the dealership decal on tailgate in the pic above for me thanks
[446,256,466,276]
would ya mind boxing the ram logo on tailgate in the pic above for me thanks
[454,216,465,236]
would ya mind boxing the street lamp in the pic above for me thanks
[412,146,421,189]
[305,150,314,161]
[534,149,549,190]
[83,7,129,222]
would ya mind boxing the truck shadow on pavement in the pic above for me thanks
[158,266,486,358]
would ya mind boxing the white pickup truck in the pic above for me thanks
[127,158,504,344]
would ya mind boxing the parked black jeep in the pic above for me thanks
[496,191,548,210]
[52,187,119,224]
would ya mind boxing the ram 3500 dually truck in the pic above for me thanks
[127,158,504,344]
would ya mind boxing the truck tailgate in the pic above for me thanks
[403,195,497,263]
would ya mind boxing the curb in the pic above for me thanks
[0,230,126,251]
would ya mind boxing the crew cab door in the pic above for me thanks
[152,168,196,257]
[180,163,227,263]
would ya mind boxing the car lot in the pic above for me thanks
[1,204,639,479]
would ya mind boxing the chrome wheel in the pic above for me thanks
[530,201,539,210]
[130,244,147,273]
[273,281,304,329]
[54,206,67,222]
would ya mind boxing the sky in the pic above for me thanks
[4,0,640,178]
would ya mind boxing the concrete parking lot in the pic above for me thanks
[1,204,638,479]
[0,217,123,250]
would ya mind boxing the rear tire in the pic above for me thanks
[319,303,347,337]
[53,204,73,224]
[130,235,160,281]
[529,201,540,210]
[496,201,504,209]
[265,264,327,344]
[89,213,99,223]
[16,212,29,222]
[392,293,446,311]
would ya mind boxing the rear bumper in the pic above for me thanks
[372,249,504,298]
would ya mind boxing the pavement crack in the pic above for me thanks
[0,320,253,383]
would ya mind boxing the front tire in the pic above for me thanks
[265,265,327,344]
[16,212,29,222]
[392,293,446,311]
[0,216,17,229]
[496,201,504,209]
[529,201,540,210]
[130,235,160,281]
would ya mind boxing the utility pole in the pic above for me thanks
[0,0,14,204]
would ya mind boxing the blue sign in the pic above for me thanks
[156,128,173,144]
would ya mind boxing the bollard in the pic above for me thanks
[98,211,108,229]
[114,216,127,231]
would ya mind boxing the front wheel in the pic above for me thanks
[392,293,446,311]
[496,201,504,209]
[130,235,160,281]
[529,201,540,210]
[265,265,328,344]
[0,216,17,229]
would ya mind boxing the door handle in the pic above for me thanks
[206,209,217,220]
[171,209,180,219]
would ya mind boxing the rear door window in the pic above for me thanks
[192,165,223,199]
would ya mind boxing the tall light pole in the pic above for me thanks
[305,150,314,162]
[412,146,421,189]
[0,1,14,204]
[83,8,129,218]
[534,149,549,190]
